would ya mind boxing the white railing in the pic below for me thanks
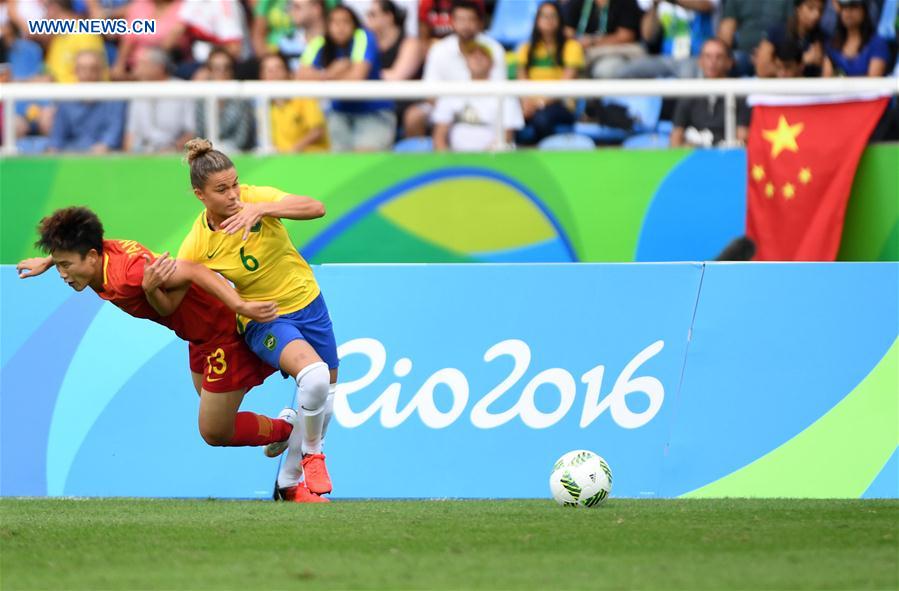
[2,78,897,155]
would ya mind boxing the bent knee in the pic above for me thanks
[199,426,232,446]
[297,361,330,413]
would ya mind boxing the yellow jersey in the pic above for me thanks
[46,34,107,83]
[516,39,585,80]
[177,185,320,329]
[271,99,330,153]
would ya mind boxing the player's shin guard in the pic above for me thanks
[321,384,336,446]
[295,362,330,454]
[227,412,292,446]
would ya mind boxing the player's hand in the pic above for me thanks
[220,203,263,241]
[16,256,53,279]
[237,301,279,324]
[141,252,177,292]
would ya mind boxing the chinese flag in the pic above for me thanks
[746,97,888,261]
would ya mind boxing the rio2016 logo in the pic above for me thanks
[334,339,666,430]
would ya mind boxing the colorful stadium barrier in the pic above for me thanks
[2,262,895,499]
[1,146,896,266]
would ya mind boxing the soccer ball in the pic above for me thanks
[549,450,612,508]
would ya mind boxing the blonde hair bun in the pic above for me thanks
[184,138,214,164]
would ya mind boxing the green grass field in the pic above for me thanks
[1,499,896,590]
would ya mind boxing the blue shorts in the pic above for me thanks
[244,293,339,372]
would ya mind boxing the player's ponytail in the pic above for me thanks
[184,138,235,190]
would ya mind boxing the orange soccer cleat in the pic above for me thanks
[274,482,329,503]
[301,453,332,494]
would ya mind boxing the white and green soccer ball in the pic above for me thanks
[549,450,612,508]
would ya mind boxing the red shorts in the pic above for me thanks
[188,336,277,394]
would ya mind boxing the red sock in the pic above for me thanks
[227,412,293,447]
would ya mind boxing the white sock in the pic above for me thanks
[320,385,336,448]
[295,362,329,455]
[277,414,304,489]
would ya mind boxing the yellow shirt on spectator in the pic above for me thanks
[270,99,330,153]
[516,39,584,80]
[46,34,106,83]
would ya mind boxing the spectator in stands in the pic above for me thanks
[367,0,424,135]
[176,0,246,66]
[43,0,108,83]
[284,0,327,69]
[756,0,825,78]
[259,53,330,152]
[194,48,255,152]
[419,0,484,44]
[403,0,506,137]
[516,1,584,143]
[1,19,55,150]
[367,0,424,79]
[824,0,890,76]
[7,0,48,42]
[670,39,750,147]
[763,38,808,76]
[346,0,419,40]
[125,47,195,153]
[298,5,396,151]
[48,49,126,153]
[819,0,882,38]
[614,0,719,79]
[111,0,187,81]
[774,39,808,78]
[252,0,296,57]
[717,0,793,76]
[562,0,644,79]
[432,42,524,150]
[1,19,46,81]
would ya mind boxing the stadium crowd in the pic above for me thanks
[1,0,897,153]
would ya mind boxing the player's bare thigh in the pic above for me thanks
[279,339,338,384]
[191,372,204,396]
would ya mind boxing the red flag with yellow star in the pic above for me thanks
[746,97,889,261]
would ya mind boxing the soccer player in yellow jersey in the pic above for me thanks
[178,138,336,501]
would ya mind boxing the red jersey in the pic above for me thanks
[96,239,237,345]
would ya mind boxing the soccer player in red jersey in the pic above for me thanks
[16,206,328,502]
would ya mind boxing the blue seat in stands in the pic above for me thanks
[394,136,434,152]
[622,132,671,150]
[537,133,595,151]
[488,0,540,49]
[574,96,663,143]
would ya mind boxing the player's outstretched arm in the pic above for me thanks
[141,254,277,322]
[219,195,325,240]
[180,261,279,324]
[16,256,54,279]
[142,252,188,316]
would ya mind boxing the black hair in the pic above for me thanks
[261,52,290,71]
[321,5,362,67]
[831,1,874,50]
[206,46,236,69]
[526,1,565,75]
[775,39,804,63]
[375,0,407,29]
[451,0,483,20]
[787,0,823,39]
[703,37,733,59]
[36,207,105,256]
[715,236,756,261]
